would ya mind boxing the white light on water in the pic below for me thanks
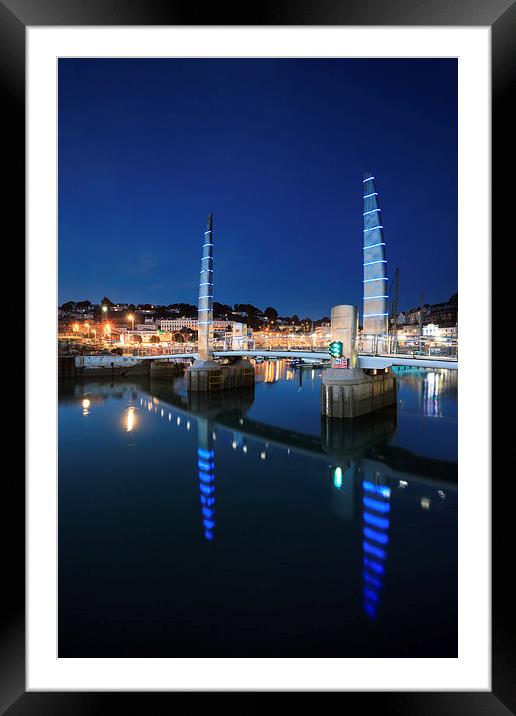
[126,406,136,432]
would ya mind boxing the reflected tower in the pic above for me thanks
[362,475,391,620]
[197,416,216,541]
[362,173,388,338]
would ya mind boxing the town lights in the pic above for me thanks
[329,340,343,359]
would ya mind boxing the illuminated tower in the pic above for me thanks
[198,213,214,361]
[362,174,388,337]
[188,212,254,392]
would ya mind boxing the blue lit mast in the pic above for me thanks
[362,174,388,337]
[198,213,214,362]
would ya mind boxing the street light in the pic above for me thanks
[101,305,109,347]
[127,313,135,331]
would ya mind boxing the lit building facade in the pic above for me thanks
[362,173,388,336]
[159,317,198,331]
[159,317,236,332]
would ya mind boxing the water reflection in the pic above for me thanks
[61,372,457,527]
[394,366,457,419]
[58,364,458,657]
[255,360,295,383]
[125,405,136,432]
[197,418,215,541]
[361,477,391,620]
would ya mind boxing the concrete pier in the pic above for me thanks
[68,355,186,379]
[321,405,397,459]
[330,304,358,367]
[321,366,396,418]
[221,359,255,389]
[187,358,255,392]
[321,303,396,418]
[150,359,184,379]
[187,360,223,392]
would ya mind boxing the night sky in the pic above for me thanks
[58,58,457,317]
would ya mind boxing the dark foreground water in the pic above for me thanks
[58,362,457,657]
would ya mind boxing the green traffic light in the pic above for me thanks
[329,340,343,358]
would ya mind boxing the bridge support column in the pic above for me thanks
[187,358,255,392]
[186,214,256,392]
[187,360,223,392]
[321,367,396,418]
[187,213,223,391]
[322,303,395,418]
[331,304,358,367]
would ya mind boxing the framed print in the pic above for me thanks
[3,0,511,710]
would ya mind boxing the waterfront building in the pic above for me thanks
[315,322,331,337]
[397,305,431,327]
[159,317,238,332]
[218,322,251,350]
[396,295,457,329]
[439,325,458,339]
[422,323,458,340]
[160,317,198,331]
[422,323,440,338]
[58,308,94,321]
[135,320,157,331]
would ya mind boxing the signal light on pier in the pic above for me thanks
[329,340,343,359]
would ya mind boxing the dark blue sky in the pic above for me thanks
[58,58,457,317]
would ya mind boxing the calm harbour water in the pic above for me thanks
[58,361,457,657]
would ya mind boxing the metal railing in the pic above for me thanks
[251,333,458,359]
[59,332,458,361]
[358,334,458,359]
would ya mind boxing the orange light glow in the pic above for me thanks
[126,406,136,432]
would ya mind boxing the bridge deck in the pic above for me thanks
[78,350,457,371]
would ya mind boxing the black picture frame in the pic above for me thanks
[4,0,509,711]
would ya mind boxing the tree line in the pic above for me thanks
[59,297,329,329]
